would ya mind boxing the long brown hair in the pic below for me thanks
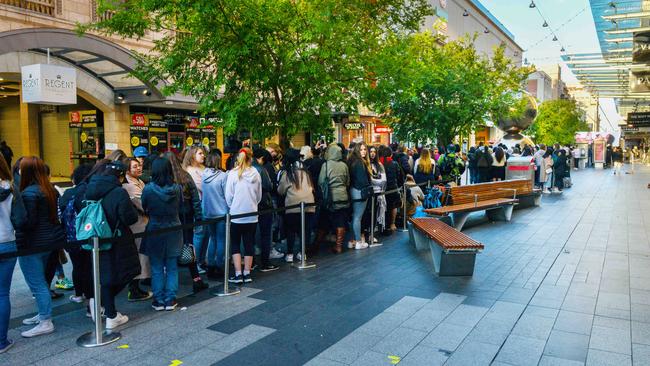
[347,142,372,177]
[0,154,11,182]
[20,156,58,224]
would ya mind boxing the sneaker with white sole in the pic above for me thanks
[285,254,294,263]
[22,314,40,325]
[348,241,356,249]
[0,340,14,354]
[355,241,369,250]
[106,313,128,329]
[69,295,84,303]
[296,252,304,262]
[269,248,285,259]
[88,299,105,321]
[21,319,54,338]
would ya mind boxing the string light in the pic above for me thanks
[529,1,536,8]
[528,1,569,54]
[463,9,469,17]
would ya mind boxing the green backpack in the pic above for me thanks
[75,192,116,251]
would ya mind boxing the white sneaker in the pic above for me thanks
[69,295,84,304]
[88,299,105,321]
[21,319,54,338]
[355,241,369,250]
[285,254,294,263]
[348,240,356,249]
[296,252,304,262]
[106,313,129,329]
[542,189,551,194]
[269,248,285,259]
[22,314,40,325]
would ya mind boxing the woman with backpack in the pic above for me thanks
[225,148,262,284]
[83,160,139,329]
[476,146,493,183]
[0,154,26,352]
[122,158,152,301]
[277,149,315,262]
[315,144,350,254]
[162,152,208,293]
[413,148,439,185]
[491,147,507,181]
[347,143,372,250]
[141,158,183,311]
[14,157,63,337]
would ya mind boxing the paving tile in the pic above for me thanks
[420,322,473,352]
[465,318,513,346]
[350,350,394,366]
[444,340,500,366]
[511,313,556,340]
[632,321,650,346]
[562,295,598,314]
[355,311,410,337]
[444,304,489,327]
[495,335,546,366]
[632,303,650,323]
[538,355,586,366]
[483,301,527,324]
[590,325,632,355]
[554,310,594,335]
[207,324,275,354]
[383,296,430,317]
[318,332,383,364]
[632,344,650,366]
[421,292,466,312]
[525,305,561,319]
[304,357,347,366]
[175,348,229,365]
[401,308,448,332]
[371,326,427,357]
[543,330,590,362]
[585,349,632,366]
[397,344,448,366]
[593,315,631,331]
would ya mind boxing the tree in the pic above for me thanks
[524,99,589,146]
[363,32,532,145]
[81,0,433,148]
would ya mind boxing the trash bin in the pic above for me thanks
[505,156,535,186]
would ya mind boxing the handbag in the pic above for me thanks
[545,167,553,174]
[360,185,373,200]
[178,243,196,266]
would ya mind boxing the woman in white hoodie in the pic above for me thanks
[225,148,261,284]
[0,154,26,353]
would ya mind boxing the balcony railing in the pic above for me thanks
[0,0,56,16]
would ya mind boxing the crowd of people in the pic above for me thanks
[0,138,581,353]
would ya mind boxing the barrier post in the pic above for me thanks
[77,237,121,347]
[368,194,383,247]
[295,202,316,269]
[215,214,240,296]
[399,184,408,232]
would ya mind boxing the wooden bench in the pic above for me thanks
[424,179,534,230]
[409,218,484,276]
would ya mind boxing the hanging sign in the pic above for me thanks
[21,64,77,105]
[344,123,365,130]
[628,112,650,127]
[374,126,393,134]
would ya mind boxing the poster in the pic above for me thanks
[593,139,606,163]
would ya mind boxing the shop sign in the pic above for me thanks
[186,136,194,146]
[622,126,639,132]
[69,110,96,128]
[344,123,365,130]
[21,64,77,105]
[627,112,650,127]
[150,136,159,146]
[202,137,210,146]
[132,114,147,126]
[374,126,392,134]
[188,117,200,129]
[633,32,650,63]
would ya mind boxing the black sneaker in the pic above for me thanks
[128,288,153,302]
[228,274,243,284]
[259,264,279,273]
[243,274,253,283]
[193,279,209,293]
[151,301,165,311]
[165,300,178,311]
[140,278,152,287]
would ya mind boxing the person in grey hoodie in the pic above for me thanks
[315,144,350,254]
[141,158,183,311]
[202,150,228,279]
[225,148,261,284]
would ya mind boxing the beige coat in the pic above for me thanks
[123,175,150,279]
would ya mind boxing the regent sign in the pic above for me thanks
[21,64,77,105]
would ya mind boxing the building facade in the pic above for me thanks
[566,83,600,132]
[527,71,554,103]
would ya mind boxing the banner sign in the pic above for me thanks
[593,139,606,163]
[627,112,650,127]
[21,64,76,105]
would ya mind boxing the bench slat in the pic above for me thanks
[410,218,484,251]
[424,198,518,215]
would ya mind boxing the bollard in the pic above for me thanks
[369,194,383,247]
[215,214,240,296]
[295,202,316,269]
[399,185,408,232]
[77,237,121,347]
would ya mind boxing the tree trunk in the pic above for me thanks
[279,129,291,151]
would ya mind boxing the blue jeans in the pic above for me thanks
[0,242,17,348]
[207,219,225,268]
[350,188,368,242]
[18,251,52,321]
[193,225,209,265]
[149,255,179,303]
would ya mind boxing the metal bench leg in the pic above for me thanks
[451,212,470,231]
[486,205,514,222]
[534,194,542,206]
[503,204,514,221]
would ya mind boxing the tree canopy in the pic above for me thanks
[81,0,433,147]
[363,32,532,145]
[524,99,589,146]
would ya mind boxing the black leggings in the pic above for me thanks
[285,213,314,255]
[230,222,256,257]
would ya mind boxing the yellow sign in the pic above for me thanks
[202,137,210,146]
[80,132,88,143]
[131,136,140,147]
[150,136,159,146]
[186,136,194,146]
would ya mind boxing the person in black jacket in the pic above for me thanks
[392,145,412,176]
[475,146,493,183]
[467,146,478,184]
[253,148,279,272]
[348,143,372,249]
[84,161,139,329]
[15,157,63,338]
[379,145,403,234]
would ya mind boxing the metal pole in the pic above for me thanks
[77,237,121,347]
[47,48,50,64]
[295,202,315,269]
[369,194,382,247]
[215,214,240,296]
[399,184,408,232]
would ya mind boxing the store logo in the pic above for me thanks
[21,64,77,105]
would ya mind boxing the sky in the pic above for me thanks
[478,0,623,131]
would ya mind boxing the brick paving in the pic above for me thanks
[2,165,650,365]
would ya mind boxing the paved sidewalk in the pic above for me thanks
[3,165,650,365]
